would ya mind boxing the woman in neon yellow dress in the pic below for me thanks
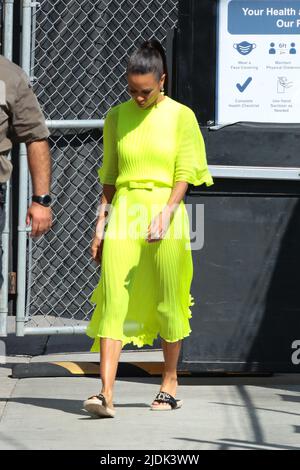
[84,39,213,417]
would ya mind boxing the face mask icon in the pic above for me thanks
[233,41,256,55]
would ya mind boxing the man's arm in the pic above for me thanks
[9,67,53,237]
[26,139,52,237]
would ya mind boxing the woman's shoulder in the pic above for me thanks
[107,98,133,114]
[178,101,196,118]
[166,98,201,135]
[167,96,196,118]
[105,101,123,118]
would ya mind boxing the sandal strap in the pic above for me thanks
[154,391,178,409]
[87,393,107,406]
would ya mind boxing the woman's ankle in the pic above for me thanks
[162,372,178,381]
[100,388,113,397]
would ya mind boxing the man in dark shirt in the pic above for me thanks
[0,55,52,288]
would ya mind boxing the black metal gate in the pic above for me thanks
[175,0,300,373]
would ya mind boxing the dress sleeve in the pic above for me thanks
[174,106,213,187]
[98,106,119,185]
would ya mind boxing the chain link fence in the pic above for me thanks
[23,0,178,331]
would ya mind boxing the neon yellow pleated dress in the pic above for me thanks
[86,95,213,352]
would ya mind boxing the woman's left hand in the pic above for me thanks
[146,206,172,243]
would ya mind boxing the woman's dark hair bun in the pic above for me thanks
[140,39,161,52]
[140,39,168,75]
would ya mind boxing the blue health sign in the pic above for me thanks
[228,1,300,34]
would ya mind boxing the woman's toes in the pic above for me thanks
[151,401,169,408]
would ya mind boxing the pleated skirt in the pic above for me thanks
[86,181,195,352]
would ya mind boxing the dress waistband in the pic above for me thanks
[116,181,173,190]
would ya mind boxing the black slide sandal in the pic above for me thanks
[150,391,183,411]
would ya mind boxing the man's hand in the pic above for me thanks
[26,202,52,238]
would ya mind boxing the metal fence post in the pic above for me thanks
[16,0,32,336]
[0,0,14,337]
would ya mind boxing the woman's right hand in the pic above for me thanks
[91,218,106,264]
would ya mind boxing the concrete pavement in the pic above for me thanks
[0,332,300,450]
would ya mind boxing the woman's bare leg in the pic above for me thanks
[152,339,182,407]
[96,337,123,409]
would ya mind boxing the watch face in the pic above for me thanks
[42,195,52,205]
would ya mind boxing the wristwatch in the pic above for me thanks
[32,194,52,207]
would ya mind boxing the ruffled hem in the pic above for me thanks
[88,329,193,353]
[86,292,195,353]
[175,173,214,188]
[192,174,214,187]
[88,331,159,352]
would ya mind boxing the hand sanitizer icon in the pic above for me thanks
[277,77,293,93]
